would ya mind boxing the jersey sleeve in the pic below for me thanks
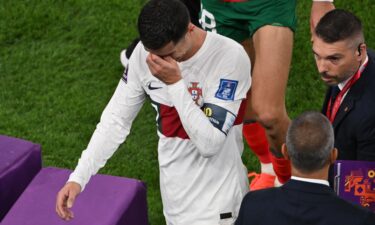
[205,46,251,103]
[168,45,251,157]
[68,44,147,190]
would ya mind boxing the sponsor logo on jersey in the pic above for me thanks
[147,81,164,90]
[188,82,203,104]
[215,79,238,101]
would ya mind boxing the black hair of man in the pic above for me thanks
[286,111,334,174]
[315,9,364,45]
[137,0,190,50]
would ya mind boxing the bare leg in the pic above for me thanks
[241,26,293,186]
[249,25,293,157]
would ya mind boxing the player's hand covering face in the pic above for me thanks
[146,53,182,85]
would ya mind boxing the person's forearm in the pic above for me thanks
[68,81,145,190]
[167,80,234,158]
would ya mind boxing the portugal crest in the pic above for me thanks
[188,82,203,105]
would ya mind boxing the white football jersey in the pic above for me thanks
[69,32,251,225]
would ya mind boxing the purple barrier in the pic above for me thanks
[1,167,148,225]
[0,135,42,221]
[334,160,375,211]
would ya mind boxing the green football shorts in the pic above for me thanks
[200,0,297,43]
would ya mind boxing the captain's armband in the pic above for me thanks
[202,103,236,135]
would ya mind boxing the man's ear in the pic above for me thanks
[188,23,195,33]
[281,143,290,160]
[329,147,338,165]
[357,43,367,60]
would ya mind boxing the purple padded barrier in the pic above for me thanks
[0,135,42,221]
[1,167,148,225]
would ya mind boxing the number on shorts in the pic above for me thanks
[199,7,217,33]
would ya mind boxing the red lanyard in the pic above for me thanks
[326,60,368,123]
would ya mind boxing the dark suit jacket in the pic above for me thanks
[322,49,375,161]
[235,179,375,225]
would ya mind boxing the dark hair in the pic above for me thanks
[286,111,334,173]
[315,9,363,45]
[137,0,190,50]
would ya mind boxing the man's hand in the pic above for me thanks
[56,182,82,221]
[310,1,335,38]
[146,53,182,85]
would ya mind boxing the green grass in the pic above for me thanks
[1,1,374,224]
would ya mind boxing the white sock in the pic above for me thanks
[120,49,128,68]
[274,177,283,187]
[260,162,276,176]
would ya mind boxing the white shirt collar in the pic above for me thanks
[291,176,329,186]
[338,54,369,90]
